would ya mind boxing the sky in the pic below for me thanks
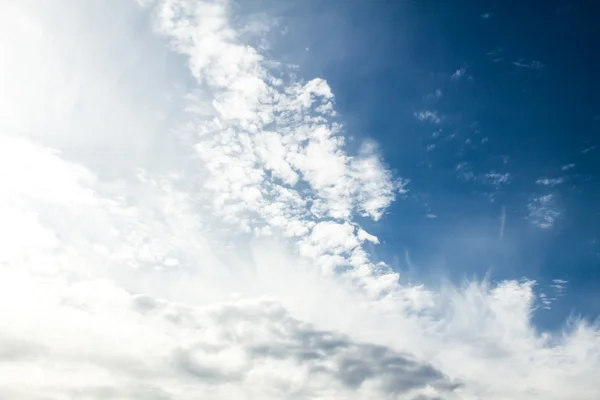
[0,0,598,399]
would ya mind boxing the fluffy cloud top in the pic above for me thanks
[0,1,598,399]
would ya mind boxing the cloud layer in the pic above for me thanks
[0,1,599,399]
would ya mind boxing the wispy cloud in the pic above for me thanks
[582,145,596,154]
[551,279,568,293]
[561,163,576,171]
[485,48,504,63]
[485,172,511,187]
[451,67,467,80]
[414,110,442,124]
[455,161,475,181]
[539,279,568,309]
[512,59,545,69]
[425,89,443,101]
[499,205,506,240]
[536,177,565,187]
[528,194,561,229]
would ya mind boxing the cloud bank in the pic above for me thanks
[0,1,599,399]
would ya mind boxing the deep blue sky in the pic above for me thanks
[259,0,600,330]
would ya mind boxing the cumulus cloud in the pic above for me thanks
[1,274,456,399]
[0,1,599,400]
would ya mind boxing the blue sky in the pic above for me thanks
[0,1,599,399]
[268,0,600,330]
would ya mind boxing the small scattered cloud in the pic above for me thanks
[485,172,511,187]
[481,12,493,19]
[414,110,442,124]
[538,292,553,309]
[536,177,565,187]
[539,279,568,309]
[486,48,504,62]
[451,67,467,80]
[512,59,545,69]
[561,163,575,171]
[582,145,596,154]
[455,166,512,189]
[425,89,443,101]
[528,194,560,229]
[551,279,568,293]
[455,161,475,181]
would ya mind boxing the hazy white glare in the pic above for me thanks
[0,0,191,179]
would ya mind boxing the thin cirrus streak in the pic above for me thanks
[0,1,598,399]
[499,205,506,241]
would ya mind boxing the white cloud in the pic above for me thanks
[455,169,512,192]
[0,1,599,399]
[147,0,399,233]
[528,194,561,229]
[581,145,596,154]
[536,177,565,187]
[551,279,568,296]
[451,67,466,80]
[455,162,476,181]
[414,110,442,124]
[484,172,511,187]
[425,89,443,100]
[512,59,545,70]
